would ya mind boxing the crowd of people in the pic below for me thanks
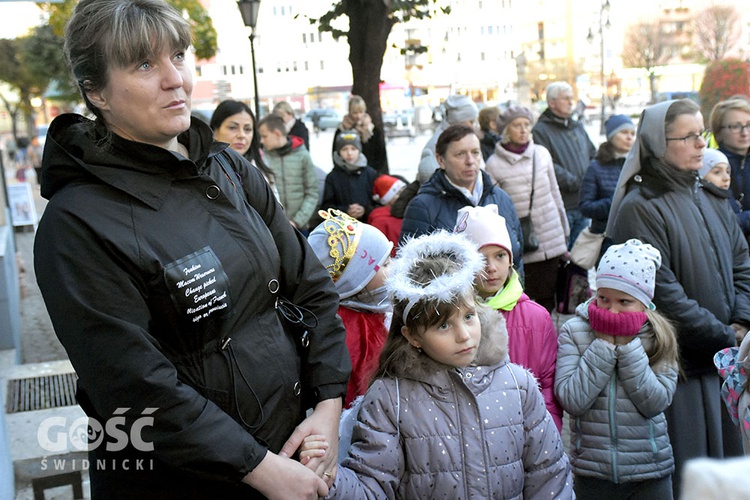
[31,0,750,498]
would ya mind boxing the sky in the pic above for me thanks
[0,2,44,39]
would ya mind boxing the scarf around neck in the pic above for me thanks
[588,301,648,337]
[483,269,523,311]
[341,113,374,143]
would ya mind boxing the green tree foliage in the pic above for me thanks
[39,0,217,60]
[699,59,750,128]
[0,25,70,139]
[308,1,449,139]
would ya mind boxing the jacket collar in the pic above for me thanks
[384,305,509,385]
[41,113,224,210]
[540,107,572,128]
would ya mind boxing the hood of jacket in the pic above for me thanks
[385,305,509,383]
[265,135,306,158]
[40,113,222,206]
[626,154,699,201]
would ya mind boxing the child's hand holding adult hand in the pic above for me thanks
[279,398,342,487]
[299,434,329,466]
[241,451,328,500]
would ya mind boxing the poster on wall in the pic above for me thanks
[7,182,37,228]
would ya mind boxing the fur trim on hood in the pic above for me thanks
[384,304,509,382]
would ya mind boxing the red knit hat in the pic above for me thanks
[373,175,406,205]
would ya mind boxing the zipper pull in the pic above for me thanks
[221,337,232,350]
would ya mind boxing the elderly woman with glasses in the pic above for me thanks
[710,97,750,238]
[607,98,750,497]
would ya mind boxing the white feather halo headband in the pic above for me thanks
[387,230,485,323]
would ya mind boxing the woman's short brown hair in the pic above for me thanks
[65,0,191,121]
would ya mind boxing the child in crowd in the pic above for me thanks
[308,209,392,407]
[454,204,563,431]
[321,129,378,222]
[258,113,319,231]
[555,239,680,500]
[303,231,573,499]
[368,175,407,257]
[701,148,732,191]
[714,331,750,454]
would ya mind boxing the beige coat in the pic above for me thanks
[486,141,569,264]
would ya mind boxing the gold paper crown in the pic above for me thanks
[319,209,361,282]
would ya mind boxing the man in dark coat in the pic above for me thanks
[400,124,524,276]
[532,81,596,248]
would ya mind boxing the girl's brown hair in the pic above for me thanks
[645,308,681,375]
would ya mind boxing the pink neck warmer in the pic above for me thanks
[588,301,648,336]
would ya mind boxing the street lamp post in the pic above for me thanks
[588,0,610,135]
[237,0,261,118]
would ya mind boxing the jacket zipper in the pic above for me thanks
[609,371,618,483]
[450,375,471,498]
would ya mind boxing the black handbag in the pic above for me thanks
[519,154,539,253]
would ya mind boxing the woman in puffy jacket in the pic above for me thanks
[486,105,568,311]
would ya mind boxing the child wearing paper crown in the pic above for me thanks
[454,204,564,431]
[554,239,680,500]
[321,129,378,222]
[308,209,392,407]
[368,175,407,257]
[300,231,573,499]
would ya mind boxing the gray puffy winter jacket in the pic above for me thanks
[555,301,678,483]
[329,308,573,499]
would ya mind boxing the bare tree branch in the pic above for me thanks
[692,4,741,61]
[622,21,671,103]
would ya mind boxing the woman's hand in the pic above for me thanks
[279,398,342,486]
[241,451,328,500]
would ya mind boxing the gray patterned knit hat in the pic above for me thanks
[596,239,662,308]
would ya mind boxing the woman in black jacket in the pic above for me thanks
[35,1,349,498]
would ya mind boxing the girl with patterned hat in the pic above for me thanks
[555,239,680,499]
[301,230,573,499]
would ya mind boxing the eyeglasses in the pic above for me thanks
[721,122,750,135]
[665,131,706,146]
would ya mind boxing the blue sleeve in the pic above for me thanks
[578,161,611,220]
[399,196,431,243]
